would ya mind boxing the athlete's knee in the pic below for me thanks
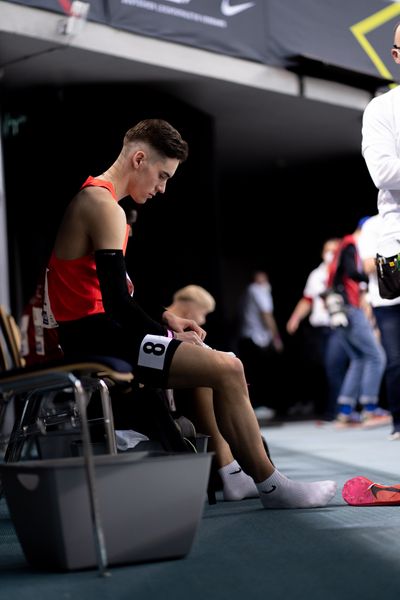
[216,353,245,383]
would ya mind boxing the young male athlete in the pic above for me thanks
[45,118,337,509]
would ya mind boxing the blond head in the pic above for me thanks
[173,285,216,314]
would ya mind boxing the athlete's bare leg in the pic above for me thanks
[167,344,272,482]
[183,387,236,468]
[167,344,337,508]
[186,386,259,501]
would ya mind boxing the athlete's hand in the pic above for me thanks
[162,310,206,341]
[174,330,206,346]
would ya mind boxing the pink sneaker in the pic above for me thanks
[342,476,400,506]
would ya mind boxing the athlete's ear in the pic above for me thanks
[132,150,145,169]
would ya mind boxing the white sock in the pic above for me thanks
[257,469,337,509]
[218,460,259,501]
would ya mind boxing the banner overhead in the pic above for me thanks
[264,0,400,87]
[8,0,400,89]
[107,0,268,63]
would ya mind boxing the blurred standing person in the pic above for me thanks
[362,21,400,267]
[286,239,348,421]
[237,270,283,422]
[362,22,400,306]
[327,219,387,427]
[358,214,400,439]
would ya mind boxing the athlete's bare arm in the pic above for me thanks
[87,195,127,251]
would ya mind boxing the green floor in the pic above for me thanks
[1,420,400,600]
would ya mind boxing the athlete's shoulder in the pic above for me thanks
[78,183,113,201]
[76,185,120,214]
[71,187,124,234]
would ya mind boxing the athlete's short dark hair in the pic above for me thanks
[124,119,188,162]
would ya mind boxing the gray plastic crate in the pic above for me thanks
[0,451,212,571]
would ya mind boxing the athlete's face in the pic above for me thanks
[129,149,180,204]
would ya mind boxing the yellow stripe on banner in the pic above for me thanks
[350,3,400,86]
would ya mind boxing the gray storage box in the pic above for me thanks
[0,451,212,571]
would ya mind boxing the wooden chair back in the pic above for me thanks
[0,305,25,369]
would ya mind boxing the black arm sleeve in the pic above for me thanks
[95,249,168,339]
[340,245,369,284]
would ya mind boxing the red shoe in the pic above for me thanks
[342,476,400,506]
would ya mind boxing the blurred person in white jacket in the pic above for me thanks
[358,214,400,439]
[362,21,400,259]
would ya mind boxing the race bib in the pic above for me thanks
[137,334,173,370]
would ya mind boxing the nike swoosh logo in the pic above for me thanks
[262,485,277,494]
[370,485,400,498]
[221,0,256,18]
[229,467,242,474]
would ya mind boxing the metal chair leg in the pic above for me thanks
[72,376,110,577]
[97,379,117,455]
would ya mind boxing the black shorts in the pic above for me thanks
[57,313,181,388]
